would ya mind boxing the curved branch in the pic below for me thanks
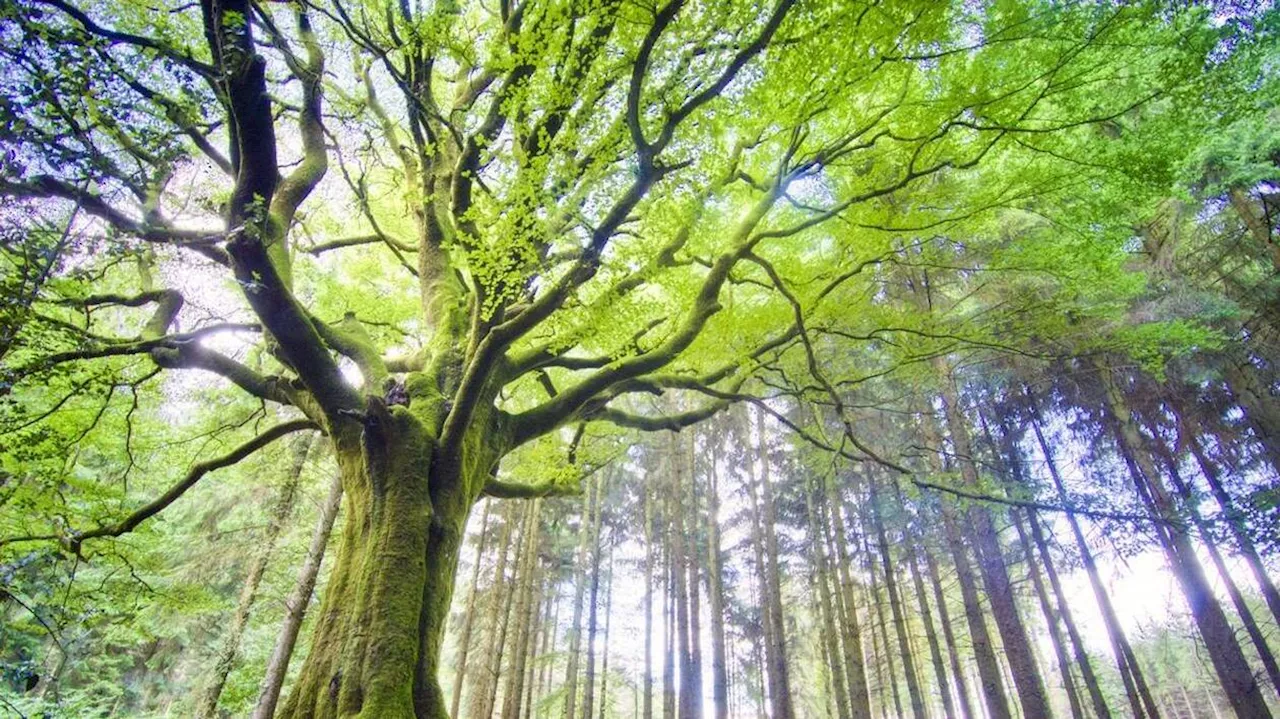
[2,420,318,552]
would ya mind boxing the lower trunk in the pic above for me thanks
[1011,511,1083,719]
[198,435,313,719]
[276,417,483,719]
[1103,372,1272,719]
[254,469,344,719]
[924,542,976,719]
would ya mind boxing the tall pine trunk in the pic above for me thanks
[253,463,343,719]
[198,435,312,718]
[935,362,1051,719]
[1025,388,1158,719]
[1101,368,1272,718]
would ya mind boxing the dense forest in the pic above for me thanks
[1,0,1279,718]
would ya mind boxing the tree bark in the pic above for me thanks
[449,500,492,719]
[197,434,312,718]
[747,406,796,719]
[1101,368,1272,719]
[923,542,976,719]
[565,472,599,719]
[1010,511,1083,719]
[1180,410,1280,629]
[827,481,874,719]
[806,474,852,719]
[1025,388,1158,719]
[501,501,542,719]
[869,475,928,719]
[645,480,656,719]
[705,437,730,719]
[253,457,343,719]
[1024,511,1111,719]
[934,364,1051,719]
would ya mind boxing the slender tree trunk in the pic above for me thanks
[253,465,343,719]
[828,482,874,719]
[197,435,312,719]
[450,500,493,719]
[807,474,852,719]
[1144,416,1280,700]
[470,504,517,719]
[1101,369,1272,719]
[869,475,928,719]
[684,430,704,719]
[565,473,599,719]
[706,440,730,719]
[482,507,526,719]
[924,542,976,719]
[1025,511,1111,719]
[1181,410,1280,628]
[583,472,609,719]
[1010,511,1083,719]
[645,482,656,719]
[502,501,542,719]
[935,364,1051,719]
[747,406,796,719]
[902,514,957,719]
[1025,389,1158,719]
[664,535,677,719]
[598,542,616,719]
[863,524,904,719]
[669,434,695,719]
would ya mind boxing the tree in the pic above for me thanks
[0,2,1235,717]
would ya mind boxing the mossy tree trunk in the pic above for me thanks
[276,403,511,719]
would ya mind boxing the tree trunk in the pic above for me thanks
[1010,511,1083,719]
[645,481,656,719]
[1101,369,1272,719]
[902,511,957,719]
[253,462,343,719]
[1024,511,1111,719]
[198,434,313,718]
[806,474,852,719]
[276,412,495,719]
[482,506,525,719]
[1025,388,1158,719]
[863,524,904,719]
[1144,413,1280,700]
[747,406,796,719]
[584,468,609,719]
[1180,410,1280,628]
[869,475,928,719]
[450,500,493,719]
[669,433,695,719]
[827,481,874,719]
[502,501,542,719]
[934,364,1051,719]
[706,439,730,719]
[565,472,600,719]
[924,542,976,719]
[598,542,616,719]
[684,431,704,719]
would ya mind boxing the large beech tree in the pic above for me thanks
[0,1,1223,717]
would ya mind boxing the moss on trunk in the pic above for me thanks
[276,404,486,719]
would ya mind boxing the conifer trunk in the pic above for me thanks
[807,474,853,719]
[644,483,656,719]
[1010,511,1083,719]
[1025,390,1158,719]
[1102,370,1272,719]
[935,366,1051,719]
[198,435,312,719]
[869,475,928,719]
[748,407,796,719]
[1181,411,1280,628]
[254,468,344,719]
[450,500,492,719]
[564,473,598,719]
[705,443,730,719]
[1024,511,1111,719]
[828,482,874,719]
[923,542,976,719]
